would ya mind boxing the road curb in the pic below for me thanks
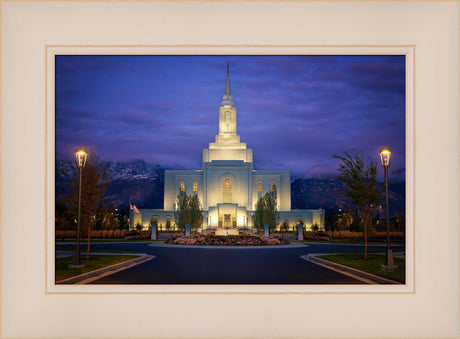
[57,254,155,284]
[302,253,401,284]
[148,242,308,249]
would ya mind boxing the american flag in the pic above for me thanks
[130,202,140,214]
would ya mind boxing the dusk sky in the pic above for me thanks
[55,55,405,178]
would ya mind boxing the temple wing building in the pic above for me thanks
[132,65,324,231]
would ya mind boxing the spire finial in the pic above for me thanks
[221,62,234,106]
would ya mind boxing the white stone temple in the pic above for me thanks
[131,65,324,232]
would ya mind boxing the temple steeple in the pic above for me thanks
[201,63,253,164]
[221,62,234,106]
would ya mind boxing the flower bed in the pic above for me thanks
[165,234,290,246]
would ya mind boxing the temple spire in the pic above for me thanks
[221,62,234,106]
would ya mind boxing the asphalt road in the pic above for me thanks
[57,241,399,284]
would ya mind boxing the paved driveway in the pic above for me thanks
[56,241,400,284]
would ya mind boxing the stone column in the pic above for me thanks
[185,224,191,236]
[264,224,269,237]
[298,223,304,241]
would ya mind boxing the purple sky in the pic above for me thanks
[55,55,405,177]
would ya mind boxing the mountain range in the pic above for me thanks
[55,159,405,217]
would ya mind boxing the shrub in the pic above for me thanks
[165,234,290,246]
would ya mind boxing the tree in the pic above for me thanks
[281,220,289,232]
[55,200,74,239]
[349,208,362,232]
[103,212,119,231]
[325,208,339,232]
[337,208,353,231]
[174,191,203,231]
[135,221,143,234]
[116,208,130,230]
[312,223,319,233]
[393,212,405,232]
[334,150,382,259]
[253,191,280,233]
[65,152,112,259]
[94,203,105,231]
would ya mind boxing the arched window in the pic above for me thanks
[257,182,262,192]
[223,178,232,193]
[270,182,276,192]
[223,178,232,203]
[193,182,197,192]
[180,182,185,192]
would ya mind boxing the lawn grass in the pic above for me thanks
[56,255,139,282]
[306,239,405,246]
[288,239,405,246]
[317,253,405,283]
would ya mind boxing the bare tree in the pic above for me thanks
[65,152,112,259]
[334,151,382,259]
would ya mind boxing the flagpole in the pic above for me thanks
[129,201,134,230]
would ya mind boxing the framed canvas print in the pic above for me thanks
[49,50,412,291]
[1,1,458,338]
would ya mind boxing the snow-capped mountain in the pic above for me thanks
[55,159,165,211]
[55,159,405,217]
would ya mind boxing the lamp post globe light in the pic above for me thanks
[379,148,396,268]
[71,149,88,267]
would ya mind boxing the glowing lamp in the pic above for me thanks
[75,149,88,168]
[70,148,88,267]
[379,148,391,167]
[379,148,396,268]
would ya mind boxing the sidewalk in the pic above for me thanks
[55,250,146,259]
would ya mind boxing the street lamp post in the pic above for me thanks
[379,148,395,267]
[71,149,88,267]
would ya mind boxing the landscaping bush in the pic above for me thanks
[123,230,140,240]
[165,234,289,246]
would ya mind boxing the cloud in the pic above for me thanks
[55,55,406,177]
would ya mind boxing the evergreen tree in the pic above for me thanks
[324,208,339,232]
[253,191,280,232]
[117,208,130,230]
[174,191,203,231]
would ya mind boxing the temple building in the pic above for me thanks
[131,65,324,232]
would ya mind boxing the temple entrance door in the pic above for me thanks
[224,214,231,229]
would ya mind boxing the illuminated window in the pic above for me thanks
[257,182,262,192]
[193,182,197,192]
[180,182,185,192]
[223,178,232,193]
[270,182,276,192]
[226,112,230,132]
